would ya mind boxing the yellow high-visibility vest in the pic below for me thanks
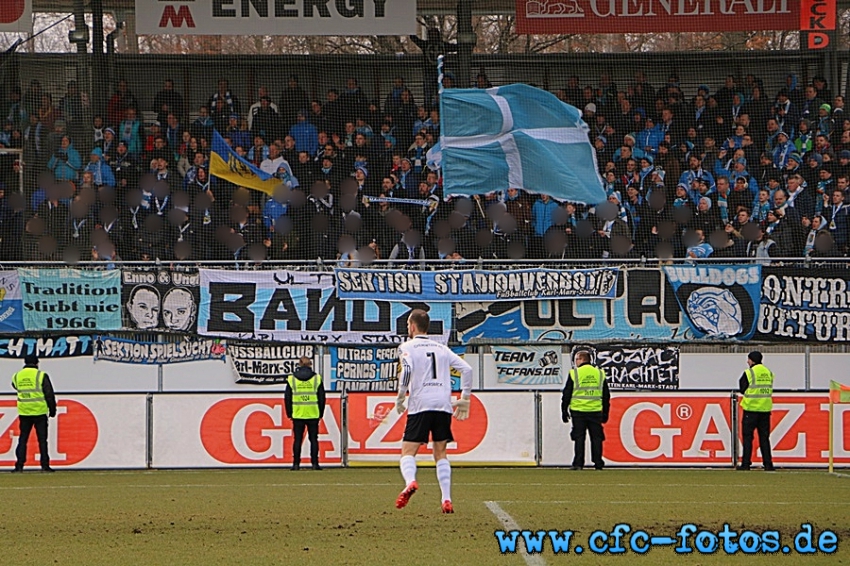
[287,373,322,419]
[569,365,604,413]
[741,364,774,412]
[12,368,48,416]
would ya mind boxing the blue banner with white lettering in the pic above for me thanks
[663,265,761,340]
[19,269,122,332]
[0,335,94,358]
[198,270,451,344]
[0,270,24,333]
[335,268,619,302]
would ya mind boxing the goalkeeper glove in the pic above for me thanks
[395,390,407,415]
[452,395,471,420]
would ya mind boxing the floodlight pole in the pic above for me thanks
[455,0,475,88]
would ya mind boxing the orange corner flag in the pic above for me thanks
[829,381,850,404]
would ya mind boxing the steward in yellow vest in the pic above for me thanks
[284,356,326,471]
[561,350,610,470]
[11,355,57,473]
[738,351,775,471]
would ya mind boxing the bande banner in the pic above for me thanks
[0,270,24,333]
[0,335,93,358]
[335,268,619,302]
[19,269,122,332]
[570,345,679,391]
[516,0,799,35]
[329,345,400,392]
[228,343,316,385]
[136,0,416,36]
[94,336,226,365]
[487,345,563,388]
[663,265,761,340]
[456,269,685,344]
[198,270,450,345]
[122,270,200,332]
[758,267,850,342]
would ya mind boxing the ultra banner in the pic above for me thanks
[122,270,200,332]
[329,345,400,392]
[0,335,93,358]
[663,265,761,341]
[19,269,122,332]
[94,336,226,365]
[758,267,850,342]
[335,268,619,302]
[198,270,451,344]
[228,343,316,385]
[456,269,685,344]
[569,345,679,391]
[0,270,24,333]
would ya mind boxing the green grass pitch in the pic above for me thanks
[2,468,848,565]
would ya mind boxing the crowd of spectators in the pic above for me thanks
[0,69,848,266]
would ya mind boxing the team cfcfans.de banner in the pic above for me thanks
[335,268,619,302]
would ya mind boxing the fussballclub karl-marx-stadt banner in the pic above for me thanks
[335,268,619,302]
[516,0,801,34]
[136,0,416,36]
[228,343,316,385]
[198,270,451,345]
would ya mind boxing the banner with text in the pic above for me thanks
[758,267,850,342]
[122,270,200,333]
[330,345,400,392]
[516,0,799,34]
[456,269,685,344]
[486,345,563,389]
[335,268,619,302]
[136,0,416,36]
[0,270,24,333]
[664,265,761,341]
[198,270,450,344]
[94,336,226,365]
[228,343,316,385]
[0,335,93,358]
[19,269,122,332]
[570,345,679,391]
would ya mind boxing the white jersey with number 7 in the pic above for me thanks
[398,336,473,415]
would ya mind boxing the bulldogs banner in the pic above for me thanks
[758,267,850,342]
[456,269,685,344]
[335,268,619,302]
[0,271,24,333]
[198,270,450,344]
[228,343,316,385]
[329,345,400,392]
[19,269,122,332]
[0,335,93,358]
[490,345,563,387]
[663,265,761,340]
[570,345,680,391]
[94,336,226,364]
[122,270,200,332]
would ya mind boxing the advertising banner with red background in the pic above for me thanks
[516,0,800,35]
[541,392,850,467]
[0,395,147,469]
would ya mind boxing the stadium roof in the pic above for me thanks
[32,0,517,16]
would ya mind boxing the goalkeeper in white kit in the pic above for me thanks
[394,309,473,514]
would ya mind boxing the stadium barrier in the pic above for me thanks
[1,391,846,470]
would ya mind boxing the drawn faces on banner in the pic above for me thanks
[126,285,160,330]
[122,271,200,332]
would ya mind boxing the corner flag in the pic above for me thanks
[828,380,850,473]
[435,83,606,204]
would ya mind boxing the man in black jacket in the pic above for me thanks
[284,357,326,471]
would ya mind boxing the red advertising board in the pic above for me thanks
[516,0,800,35]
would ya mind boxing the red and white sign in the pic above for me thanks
[136,0,416,36]
[153,394,343,467]
[541,392,850,467]
[800,0,837,50]
[0,0,30,33]
[517,0,799,34]
[346,392,536,464]
[0,395,147,469]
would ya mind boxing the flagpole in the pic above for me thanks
[829,397,834,473]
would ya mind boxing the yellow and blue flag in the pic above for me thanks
[209,130,296,196]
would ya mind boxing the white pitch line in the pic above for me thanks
[830,472,850,478]
[485,501,547,566]
[497,500,849,506]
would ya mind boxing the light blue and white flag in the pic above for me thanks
[436,83,605,204]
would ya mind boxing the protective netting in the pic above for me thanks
[0,25,845,266]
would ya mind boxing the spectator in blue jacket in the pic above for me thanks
[47,135,81,182]
[84,147,116,188]
[635,116,663,157]
[289,111,319,156]
[532,194,559,237]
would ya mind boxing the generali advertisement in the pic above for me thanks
[541,393,850,467]
[0,395,147,469]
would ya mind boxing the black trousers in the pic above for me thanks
[16,415,50,470]
[741,410,773,468]
[292,418,320,466]
[571,412,605,469]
